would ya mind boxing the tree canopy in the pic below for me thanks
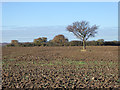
[67,21,98,50]
[52,34,68,44]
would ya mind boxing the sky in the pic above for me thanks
[2,2,118,43]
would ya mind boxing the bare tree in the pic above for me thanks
[67,21,98,50]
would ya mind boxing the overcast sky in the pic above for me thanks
[2,2,118,43]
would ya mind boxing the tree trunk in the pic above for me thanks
[83,40,86,50]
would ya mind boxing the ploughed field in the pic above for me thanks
[2,46,120,88]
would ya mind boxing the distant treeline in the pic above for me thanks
[6,34,120,47]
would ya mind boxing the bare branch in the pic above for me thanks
[66,21,98,41]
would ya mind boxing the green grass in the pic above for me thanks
[33,61,36,64]
[41,62,54,66]
[2,61,4,65]
[66,59,86,65]
[20,61,27,65]
[117,79,120,82]
[88,61,112,65]
[58,69,63,71]
[54,61,62,65]
[94,61,98,64]
[6,64,9,68]
[25,76,29,80]
[3,56,8,58]
[9,58,16,61]
[109,62,114,65]
[40,59,87,66]
[77,61,86,65]
[3,58,16,62]
[15,64,19,66]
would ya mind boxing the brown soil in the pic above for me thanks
[2,46,120,89]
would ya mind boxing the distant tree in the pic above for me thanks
[97,39,104,46]
[112,40,118,46]
[11,40,19,44]
[69,41,82,46]
[64,42,70,46]
[46,40,54,46]
[33,39,41,46]
[41,42,47,46]
[52,34,68,45]
[42,37,47,42]
[117,41,119,45]
[21,42,34,47]
[91,40,98,46]
[67,21,98,50]
[86,41,98,46]
[104,41,118,46]
[6,44,15,47]
[33,37,47,46]
[11,40,19,46]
